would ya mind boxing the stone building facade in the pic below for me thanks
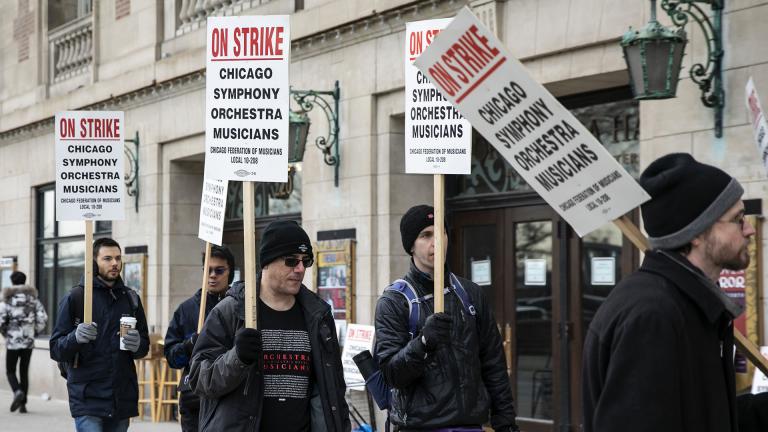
[1,0,767,429]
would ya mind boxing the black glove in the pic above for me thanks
[420,312,452,352]
[183,333,198,356]
[495,425,521,432]
[234,328,262,365]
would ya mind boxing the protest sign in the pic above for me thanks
[746,77,768,175]
[198,177,228,246]
[205,15,290,182]
[55,111,125,221]
[413,7,650,236]
[405,18,471,174]
[340,324,375,388]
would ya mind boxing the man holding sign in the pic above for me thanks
[50,238,149,432]
[164,245,235,432]
[375,205,519,432]
[190,221,350,432]
[582,154,755,432]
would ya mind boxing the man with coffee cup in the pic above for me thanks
[50,237,149,432]
[189,220,350,432]
[164,245,236,432]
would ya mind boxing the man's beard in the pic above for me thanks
[99,268,120,282]
[705,235,750,271]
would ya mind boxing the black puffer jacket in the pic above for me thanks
[188,280,351,432]
[374,263,517,430]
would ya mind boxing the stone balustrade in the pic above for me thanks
[176,0,274,35]
[49,15,93,83]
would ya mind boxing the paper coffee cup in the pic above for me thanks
[120,316,137,351]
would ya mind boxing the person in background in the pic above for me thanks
[0,271,48,413]
[164,245,236,432]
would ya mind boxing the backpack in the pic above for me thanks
[358,274,477,412]
[57,284,140,379]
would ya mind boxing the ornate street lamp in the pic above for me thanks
[622,0,724,137]
[289,80,341,186]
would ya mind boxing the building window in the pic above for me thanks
[35,184,111,335]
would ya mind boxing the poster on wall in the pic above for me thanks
[316,239,355,321]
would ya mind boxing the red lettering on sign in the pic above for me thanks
[426,24,504,102]
[229,26,285,59]
[60,118,75,138]
[211,28,228,57]
[78,118,120,139]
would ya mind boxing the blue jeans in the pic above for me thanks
[74,416,129,432]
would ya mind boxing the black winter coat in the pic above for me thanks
[50,276,150,419]
[374,263,517,430]
[164,288,224,415]
[582,251,737,432]
[188,280,351,432]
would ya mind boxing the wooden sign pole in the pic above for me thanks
[197,242,212,332]
[243,182,258,328]
[433,174,445,313]
[612,215,768,376]
[84,220,94,323]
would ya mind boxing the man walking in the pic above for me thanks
[374,205,519,431]
[50,238,150,432]
[164,245,236,432]
[190,220,350,432]
[582,153,755,432]
[1,271,48,413]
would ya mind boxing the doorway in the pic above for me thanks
[450,204,638,431]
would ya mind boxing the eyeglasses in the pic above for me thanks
[283,256,314,268]
[206,266,228,276]
[717,214,746,230]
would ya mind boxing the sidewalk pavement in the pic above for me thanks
[0,390,180,431]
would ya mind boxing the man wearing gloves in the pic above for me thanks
[189,220,350,432]
[50,238,149,432]
[582,153,756,432]
[164,245,235,432]
[374,205,519,432]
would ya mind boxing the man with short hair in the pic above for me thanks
[582,153,755,432]
[375,205,519,431]
[164,245,236,432]
[50,237,150,432]
[190,220,350,432]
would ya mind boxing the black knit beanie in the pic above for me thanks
[639,153,743,250]
[259,220,313,269]
[400,205,435,255]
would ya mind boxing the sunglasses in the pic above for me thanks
[283,256,314,268]
[206,266,228,276]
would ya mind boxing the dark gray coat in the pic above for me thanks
[582,251,738,432]
[189,280,351,432]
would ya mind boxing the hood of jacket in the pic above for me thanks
[2,284,38,301]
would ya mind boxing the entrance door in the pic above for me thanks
[452,205,560,432]
[450,205,638,432]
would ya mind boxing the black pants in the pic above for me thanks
[5,348,32,400]
[178,389,200,432]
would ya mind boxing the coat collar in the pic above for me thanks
[642,250,742,323]
[228,277,330,323]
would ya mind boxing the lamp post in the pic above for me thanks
[622,0,724,137]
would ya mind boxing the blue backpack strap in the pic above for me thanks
[449,273,477,317]
[385,279,421,338]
